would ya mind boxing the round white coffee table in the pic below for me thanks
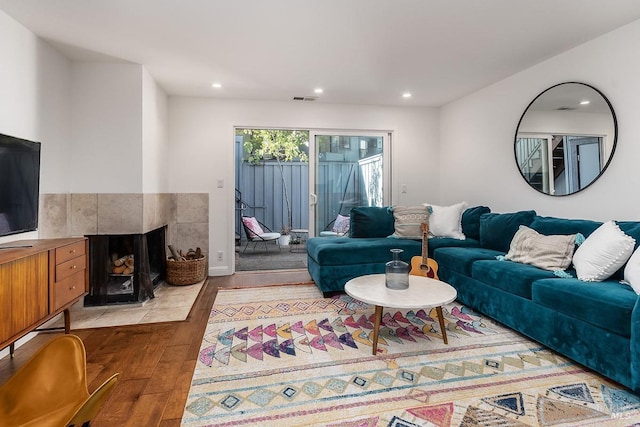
[344,274,457,355]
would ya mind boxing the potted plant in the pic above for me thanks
[278,225,291,246]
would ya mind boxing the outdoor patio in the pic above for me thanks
[235,243,308,271]
[234,131,384,273]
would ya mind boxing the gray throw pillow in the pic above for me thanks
[389,205,429,239]
[505,225,576,271]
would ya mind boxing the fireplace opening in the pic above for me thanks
[85,226,167,306]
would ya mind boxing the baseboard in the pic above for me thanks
[210,265,231,276]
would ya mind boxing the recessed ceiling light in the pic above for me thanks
[212,82,222,89]
[402,92,412,98]
[580,100,590,105]
[314,88,323,94]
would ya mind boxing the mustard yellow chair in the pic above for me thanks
[0,334,118,427]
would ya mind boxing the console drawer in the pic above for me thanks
[53,272,85,311]
[56,255,86,282]
[55,241,86,264]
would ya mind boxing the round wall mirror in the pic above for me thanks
[514,82,617,196]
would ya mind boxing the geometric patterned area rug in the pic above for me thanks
[181,285,640,426]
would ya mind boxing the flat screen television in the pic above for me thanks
[0,133,41,237]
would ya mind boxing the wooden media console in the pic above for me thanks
[0,237,88,356]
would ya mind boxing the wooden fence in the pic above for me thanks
[236,161,369,238]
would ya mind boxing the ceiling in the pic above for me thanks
[2,0,640,107]
[528,83,612,114]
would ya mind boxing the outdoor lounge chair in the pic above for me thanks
[319,213,350,237]
[241,216,281,253]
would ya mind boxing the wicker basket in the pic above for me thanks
[166,255,207,286]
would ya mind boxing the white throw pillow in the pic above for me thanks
[422,201,467,240]
[623,247,640,294]
[572,220,635,281]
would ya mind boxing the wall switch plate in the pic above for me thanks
[217,179,224,188]
[401,184,407,194]
[217,251,223,261]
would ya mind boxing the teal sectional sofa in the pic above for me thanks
[306,206,640,392]
[307,205,489,295]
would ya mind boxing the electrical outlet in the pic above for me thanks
[217,251,223,261]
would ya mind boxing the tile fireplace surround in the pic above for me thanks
[37,193,209,258]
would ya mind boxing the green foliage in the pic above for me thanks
[237,129,309,232]
[239,129,309,164]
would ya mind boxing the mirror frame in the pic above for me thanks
[514,82,618,196]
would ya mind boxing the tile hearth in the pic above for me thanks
[46,280,205,329]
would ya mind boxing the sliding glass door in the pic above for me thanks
[309,131,391,236]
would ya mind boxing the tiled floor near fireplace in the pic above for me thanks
[46,280,206,329]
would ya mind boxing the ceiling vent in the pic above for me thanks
[556,106,576,111]
[292,96,317,101]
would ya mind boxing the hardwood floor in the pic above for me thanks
[0,269,313,426]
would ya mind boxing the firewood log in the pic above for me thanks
[114,255,129,266]
[168,245,185,261]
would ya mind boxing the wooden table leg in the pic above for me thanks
[9,343,14,358]
[372,305,383,355]
[436,306,448,344]
[64,308,71,334]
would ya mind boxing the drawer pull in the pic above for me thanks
[69,249,76,254]
[71,265,77,269]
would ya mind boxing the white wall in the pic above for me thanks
[0,10,72,355]
[7,2,639,274]
[70,63,143,193]
[142,67,169,193]
[168,98,438,275]
[440,19,640,221]
[0,10,71,244]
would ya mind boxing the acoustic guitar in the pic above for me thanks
[410,222,439,279]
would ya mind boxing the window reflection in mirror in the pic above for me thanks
[515,82,617,196]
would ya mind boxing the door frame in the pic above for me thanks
[566,136,602,192]
[308,130,392,237]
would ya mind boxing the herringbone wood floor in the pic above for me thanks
[0,269,312,427]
